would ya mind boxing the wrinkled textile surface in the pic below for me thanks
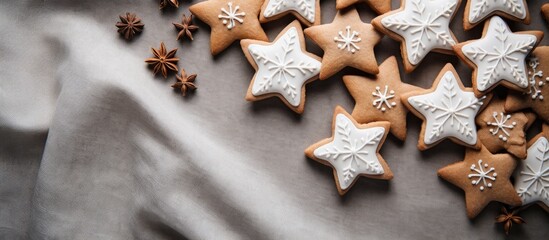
[1,0,548,239]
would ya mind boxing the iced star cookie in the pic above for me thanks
[454,16,543,97]
[259,0,321,27]
[335,0,391,14]
[189,0,268,55]
[304,8,381,80]
[305,106,393,196]
[401,64,490,150]
[476,97,535,159]
[514,124,549,212]
[372,0,460,73]
[344,56,422,141]
[438,145,522,219]
[463,0,530,30]
[240,21,321,114]
[505,47,549,123]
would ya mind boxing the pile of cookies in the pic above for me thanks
[186,0,548,228]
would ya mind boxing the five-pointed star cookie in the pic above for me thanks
[455,16,543,97]
[189,0,268,55]
[402,64,490,150]
[463,0,530,30]
[438,145,522,219]
[505,46,549,124]
[305,106,393,196]
[260,0,321,27]
[240,21,321,114]
[372,0,460,73]
[514,124,549,212]
[343,56,421,141]
[304,8,381,79]
[476,97,535,159]
[335,0,391,14]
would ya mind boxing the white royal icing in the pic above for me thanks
[218,2,246,30]
[486,112,516,142]
[468,0,527,24]
[313,114,385,190]
[248,27,321,107]
[468,159,498,191]
[526,57,549,100]
[462,16,536,92]
[408,70,486,145]
[381,0,458,65]
[372,85,397,112]
[263,0,316,24]
[515,137,549,206]
[334,26,361,53]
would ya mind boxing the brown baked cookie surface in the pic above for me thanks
[335,0,391,14]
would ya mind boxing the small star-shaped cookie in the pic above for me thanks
[476,97,535,159]
[304,8,381,79]
[454,16,543,97]
[505,46,549,124]
[335,0,391,14]
[514,124,549,212]
[402,64,490,150]
[372,0,460,73]
[438,145,522,219]
[463,0,530,30]
[240,21,321,114]
[344,56,421,141]
[260,0,321,27]
[189,0,268,55]
[305,106,393,195]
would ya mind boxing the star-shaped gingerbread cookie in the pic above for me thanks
[189,0,268,55]
[463,0,530,30]
[372,0,460,72]
[305,106,393,196]
[514,124,549,212]
[402,64,490,150]
[336,0,391,14]
[476,97,535,159]
[438,145,522,218]
[260,0,321,27]
[454,16,543,97]
[240,21,321,114]
[304,8,381,80]
[344,56,421,141]
[505,46,549,124]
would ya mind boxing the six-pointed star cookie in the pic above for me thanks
[402,64,490,150]
[304,8,381,79]
[336,0,391,14]
[241,21,321,114]
[505,46,549,124]
[260,0,321,27]
[189,0,268,55]
[514,124,549,212]
[305,106,393,196]
[438,145,522,219]
[372,0,460,73]
[343,56,421,141]
[476,97,535,159]
[463,0,530,30]
[455,16,543,97]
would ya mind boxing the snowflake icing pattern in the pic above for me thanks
[218,2,245,30]
[381,0,457,65]
[468,159,498,191]
[372,85,396,112]
[334,26,361,53]
[487,112,516,142]
[463,17,535,91]
[517,137,549,202]
[526,57,549,100]
[469,0,526,23]
[264,0,316,23]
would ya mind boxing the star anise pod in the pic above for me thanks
[145,42,179,78]
[496,207,526,235]
[172,69,197,96]
[159,0,179,9]
[115,12,144,40]
[173,14,199,41]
